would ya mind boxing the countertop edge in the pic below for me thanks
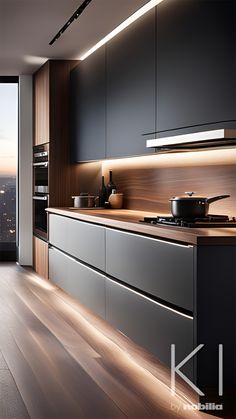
[46,208,236,246]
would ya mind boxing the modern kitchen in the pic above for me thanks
[0,0,236,418]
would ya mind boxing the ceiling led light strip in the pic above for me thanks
[49,0,93,46]
[80,0,164,60]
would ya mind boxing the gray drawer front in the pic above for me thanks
[49,247,105,319]
[49,214,105,270]
[106,229,193,311]
[106,278,193,378]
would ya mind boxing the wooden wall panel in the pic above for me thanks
[100,148,236,216]
[49,60,79,207]
[33,59,79,206]
[33,237,48,279]
[33,62,50,145]
[104,165,236,216]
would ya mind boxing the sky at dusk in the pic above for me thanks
[0,83,18,176]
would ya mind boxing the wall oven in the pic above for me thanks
[33,143,49,240]
[33,194,49,240]
[33,143,49,194]
[34,163,48,194]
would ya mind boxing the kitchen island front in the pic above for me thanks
[46,207,236,416]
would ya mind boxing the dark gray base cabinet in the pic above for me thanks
[106,228,193,312]
[49,245,193,379]
[49,214,105,271]
[48,213,194,379]
[49,247,106,319]
[106,278,193,379]
[48,213,235,413]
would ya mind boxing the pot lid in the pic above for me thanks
[72,195,95,199]
[170,192,207,201]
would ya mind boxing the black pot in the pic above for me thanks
[170,192,230,218]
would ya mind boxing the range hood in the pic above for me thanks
[146,129,236,150]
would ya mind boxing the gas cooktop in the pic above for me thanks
[140,214,236,228]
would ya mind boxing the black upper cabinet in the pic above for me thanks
[70,47,106,162]
[106,9,155,158]
[156,0,236,133]
[70,0,236,162]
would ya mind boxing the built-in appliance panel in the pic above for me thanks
[106,228,193,312]
[49,247,106,319]
[49,214,105,271]
[106,278,193,378]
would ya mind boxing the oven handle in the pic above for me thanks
[34,151,48,158]
[33,195,48,201]
[33,162,48,167]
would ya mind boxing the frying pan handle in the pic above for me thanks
[207,194,230,204]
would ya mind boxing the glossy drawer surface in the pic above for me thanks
[49,214,105,270]
[106,229,193,311]
[106,278,193,378]
[49,247,105,319]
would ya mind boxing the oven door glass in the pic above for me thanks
[34,163,49,194]
[33,195,48,240]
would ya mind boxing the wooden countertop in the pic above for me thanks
[46,207,236,245]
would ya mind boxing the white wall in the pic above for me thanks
[18,76,33,265]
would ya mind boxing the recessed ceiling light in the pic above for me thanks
[80,0,164,60]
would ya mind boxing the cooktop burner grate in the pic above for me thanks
[140,214,236,228]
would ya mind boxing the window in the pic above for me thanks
[0,77,18,260]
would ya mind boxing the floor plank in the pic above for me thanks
[0,263,218,419]
[0,350,8,370]
[0,370,29,419]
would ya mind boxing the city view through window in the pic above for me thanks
[0,83,17,244]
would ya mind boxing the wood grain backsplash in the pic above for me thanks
[73,148,236,216]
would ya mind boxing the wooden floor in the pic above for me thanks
[0,263,218,419]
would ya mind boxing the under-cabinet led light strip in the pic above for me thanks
[106,276,193,320]
[146,129,236,148]
[80,0,164,60]
[106,228,193,248]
